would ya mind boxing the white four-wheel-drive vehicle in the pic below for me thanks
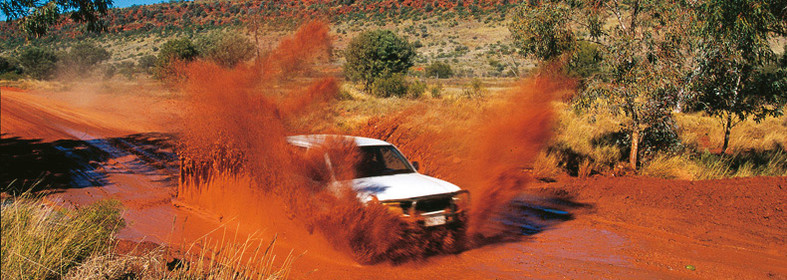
[286,134,469,228]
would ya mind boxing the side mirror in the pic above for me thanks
[411,161,420,171]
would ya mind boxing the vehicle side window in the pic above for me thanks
[381,148,409,171]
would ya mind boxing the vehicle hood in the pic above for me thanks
[351,173,462,201]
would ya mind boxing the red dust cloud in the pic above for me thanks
[176,20,576,263]
[357,72,575,242]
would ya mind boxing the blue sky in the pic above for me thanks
[1,0,185,20]
[112,0,185,8]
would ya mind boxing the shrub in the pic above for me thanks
[137,55,157,74]
[429,83,443,98]
[155,38,198,79]
[116,61,137,79]
[103,63,116,78]
[18,47,58,80]
[372,74,409,98]
[195,30,256,68]
[63,42,112,73]
[425,61,453,78]
[0,56,23,80]
[462,78,485,98]
[408,79,427,98]
[568,41,602,79]
[344,30,415,93]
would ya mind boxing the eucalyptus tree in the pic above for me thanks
[510,0,694,169]
[1,0,113,37]
[690,0,787,153]
[344,30,415,93]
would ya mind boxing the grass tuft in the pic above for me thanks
[1,194,124,279]
[1,193,296,279]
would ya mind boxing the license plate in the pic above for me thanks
[424,215,446,227]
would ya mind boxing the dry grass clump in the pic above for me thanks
[1,194,124,279]
[1,194,295,280]
[676,111,787,152]
[642,148,787,180]
[538,105,623,176]
[162,233,297,280]
[641,111,787,180]
[532,151,562,181]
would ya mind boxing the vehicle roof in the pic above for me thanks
[286,134,392,148]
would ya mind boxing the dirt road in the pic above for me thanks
[2,87,785,279]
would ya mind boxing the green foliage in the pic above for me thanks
[511,0,694,168]
[156,38,198,78]
[137,55,157,74]
[195,30,256,68]
[0,56,23,80]
[509,2,575,61]
[63,42,112,73]
[19,1,60,38]
[18,47,59,80]
[372,74,409,98]
[429,83,443,98]
[0,56,21,75]
[158,38,198,64]
[462,78,485,98]
[115,61,137,79]
[567,41,602,79]
[409,79,427,98]
[4,0,112,37]
[425,61,453,78]
[344,30,415,92]
[1,196,124,279]
[691,0,787,153]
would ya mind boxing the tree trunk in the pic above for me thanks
[629,128,639,170]
[722,113,732,154]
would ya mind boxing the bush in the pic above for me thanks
[408,79,427,98]
[344,30,415,92]
[64,42,112,73]
[116,61,137,79]
[462,78,485,98]
[156,38,198,79]
[137,55,157,74]
[568,41,602,79]
[0,56,23,80]
[429,83,443,98]
[18,47,58,80]
[425,61,453,78]
[195,30,256,68]
[372,74,409,98]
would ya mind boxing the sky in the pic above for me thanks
[112,0,186,8]
[1,0,187,20]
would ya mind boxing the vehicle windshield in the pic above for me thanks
[355,145,415,178]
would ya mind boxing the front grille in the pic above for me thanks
[415,196,452,213]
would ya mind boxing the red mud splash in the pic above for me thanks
[177,20,575,263]
[175,21,421,263]
[358,72,576,242]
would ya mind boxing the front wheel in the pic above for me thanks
[442,214,467,254]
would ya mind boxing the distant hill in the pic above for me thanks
[2,0,515,45]
[1,0,528,78]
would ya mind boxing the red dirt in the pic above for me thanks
[2,29,786,279]
[5,83,786,279]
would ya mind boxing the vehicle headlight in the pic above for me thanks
[452,190,470,209]
[382,201,405,215]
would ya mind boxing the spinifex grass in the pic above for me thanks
[1,194,124,279]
